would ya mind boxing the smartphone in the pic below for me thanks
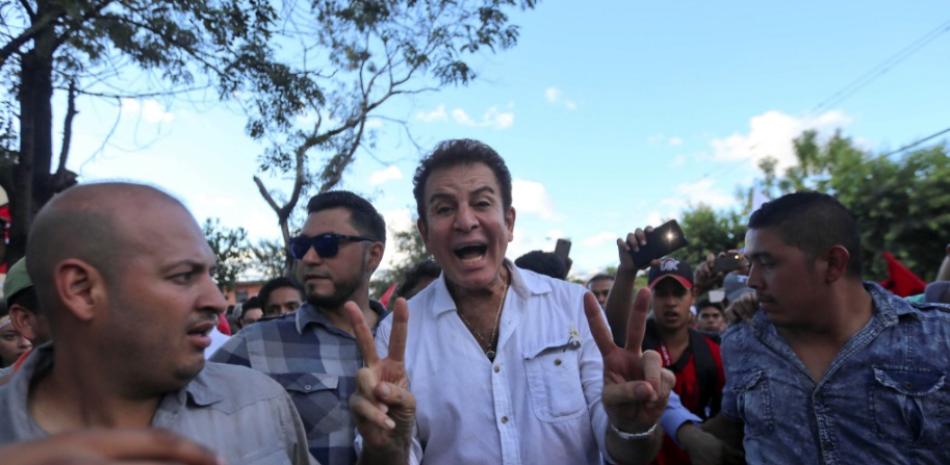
[628,220,688,269]
[714,252,743,274]
[554,238,572,261]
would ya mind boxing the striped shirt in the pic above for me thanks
[211,301,386,465]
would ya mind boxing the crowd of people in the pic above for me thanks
[0,139,947,465]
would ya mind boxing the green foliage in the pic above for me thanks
[687,130,949,280]
[202,218,250,292]
[672,205,746,268]
[250,238,289,280]
[370,221,432,299]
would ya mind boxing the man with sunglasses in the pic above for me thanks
[212,190,388,465]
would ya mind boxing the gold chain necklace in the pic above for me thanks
[457,282,508,361]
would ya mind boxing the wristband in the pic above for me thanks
[610,422,657,440]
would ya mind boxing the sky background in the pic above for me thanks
[55,1,950,281]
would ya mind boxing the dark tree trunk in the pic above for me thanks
[8,24,56,264]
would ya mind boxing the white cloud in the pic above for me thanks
[369,166,403,186]
[416,105,448,123]
[662,178,733,210]
[581,231,617,248]
[121,98,174,124]
[645,211,664,227]
[379,208,417,271]
[365,118,384,129]
[671,154,687,168]
[710,110,852,170]
[451,106,514,130]
[512,179,560,220]
[648,133,685,147]
[544,86,577,111]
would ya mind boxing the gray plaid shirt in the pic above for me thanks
[211,301,386,465]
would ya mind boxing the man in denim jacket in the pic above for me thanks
[705,191,949,465]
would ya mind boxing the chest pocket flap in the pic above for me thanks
[523,338,586,421]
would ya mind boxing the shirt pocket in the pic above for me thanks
[523,339,586,422]
[869,366,948,446]
[240,447,293,465]
[271,372,348,437]
[731,370,774,436]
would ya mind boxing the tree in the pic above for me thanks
[202,218,250,293]
[1,0,287,264]
[370,221,431,298]
[249,238,288,280]
[686,130,949,281]
[250,0,540,273]
[672,205,746,268]
[0,0,539,267]
[755,131,949,280]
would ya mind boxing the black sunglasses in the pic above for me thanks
[289,233,374,260]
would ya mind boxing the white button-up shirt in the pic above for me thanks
[374,264,610,464]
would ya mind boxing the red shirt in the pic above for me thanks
[654,334,725,465]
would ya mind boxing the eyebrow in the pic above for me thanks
[161,259,212,274]
[427,186,497,205]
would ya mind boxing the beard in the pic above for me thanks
[305,261,366,309]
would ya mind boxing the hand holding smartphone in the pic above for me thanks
[628,220,688,269]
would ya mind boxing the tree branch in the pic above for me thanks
[56,79,78,175]
[18,0,35,21]
[0,7,63,68]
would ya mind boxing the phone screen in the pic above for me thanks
[628,220,688,269]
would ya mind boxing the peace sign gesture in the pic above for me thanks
[585,287,675,436]
[347,298,415,460]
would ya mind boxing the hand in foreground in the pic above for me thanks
[347,298,415,457]
[678,423,745,465]
[585,289,675,433]
[1,429,222,465]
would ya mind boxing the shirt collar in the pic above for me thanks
[295,300,388,334]
[428,260,553,317]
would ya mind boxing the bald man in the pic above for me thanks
[0,183,316,465]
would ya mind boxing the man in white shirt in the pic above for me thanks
[346,139,678,465]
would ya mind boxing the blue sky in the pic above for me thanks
[59,1,950,279]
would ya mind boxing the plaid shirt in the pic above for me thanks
[211,301,387,465]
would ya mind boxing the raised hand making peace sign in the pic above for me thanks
[347,297,415,464]
[586,288,676,434]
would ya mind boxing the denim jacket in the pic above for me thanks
[720,283,949,465]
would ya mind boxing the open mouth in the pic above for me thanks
[453,243,488,262]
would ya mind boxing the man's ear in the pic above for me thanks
[53,259,106,322]
[824,245,851,283]
[9,305,37,341]
[417,218,432,253]
[365,241,385,274]
[505,206,516,242]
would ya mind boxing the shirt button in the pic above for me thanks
[500,416,509,424]
[304,384,312,391]
[494,365,501,373]
[554,359,562,366]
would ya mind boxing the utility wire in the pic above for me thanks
[808,18,950,116]
[871,125,950,161]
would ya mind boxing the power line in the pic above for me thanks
[872,125,950,161]
[809,18,950,116]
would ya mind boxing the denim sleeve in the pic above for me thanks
[718,325,746,421]
[660,391,701,445]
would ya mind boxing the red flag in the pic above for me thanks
[879,252,926,297]
[379,282,398,309]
